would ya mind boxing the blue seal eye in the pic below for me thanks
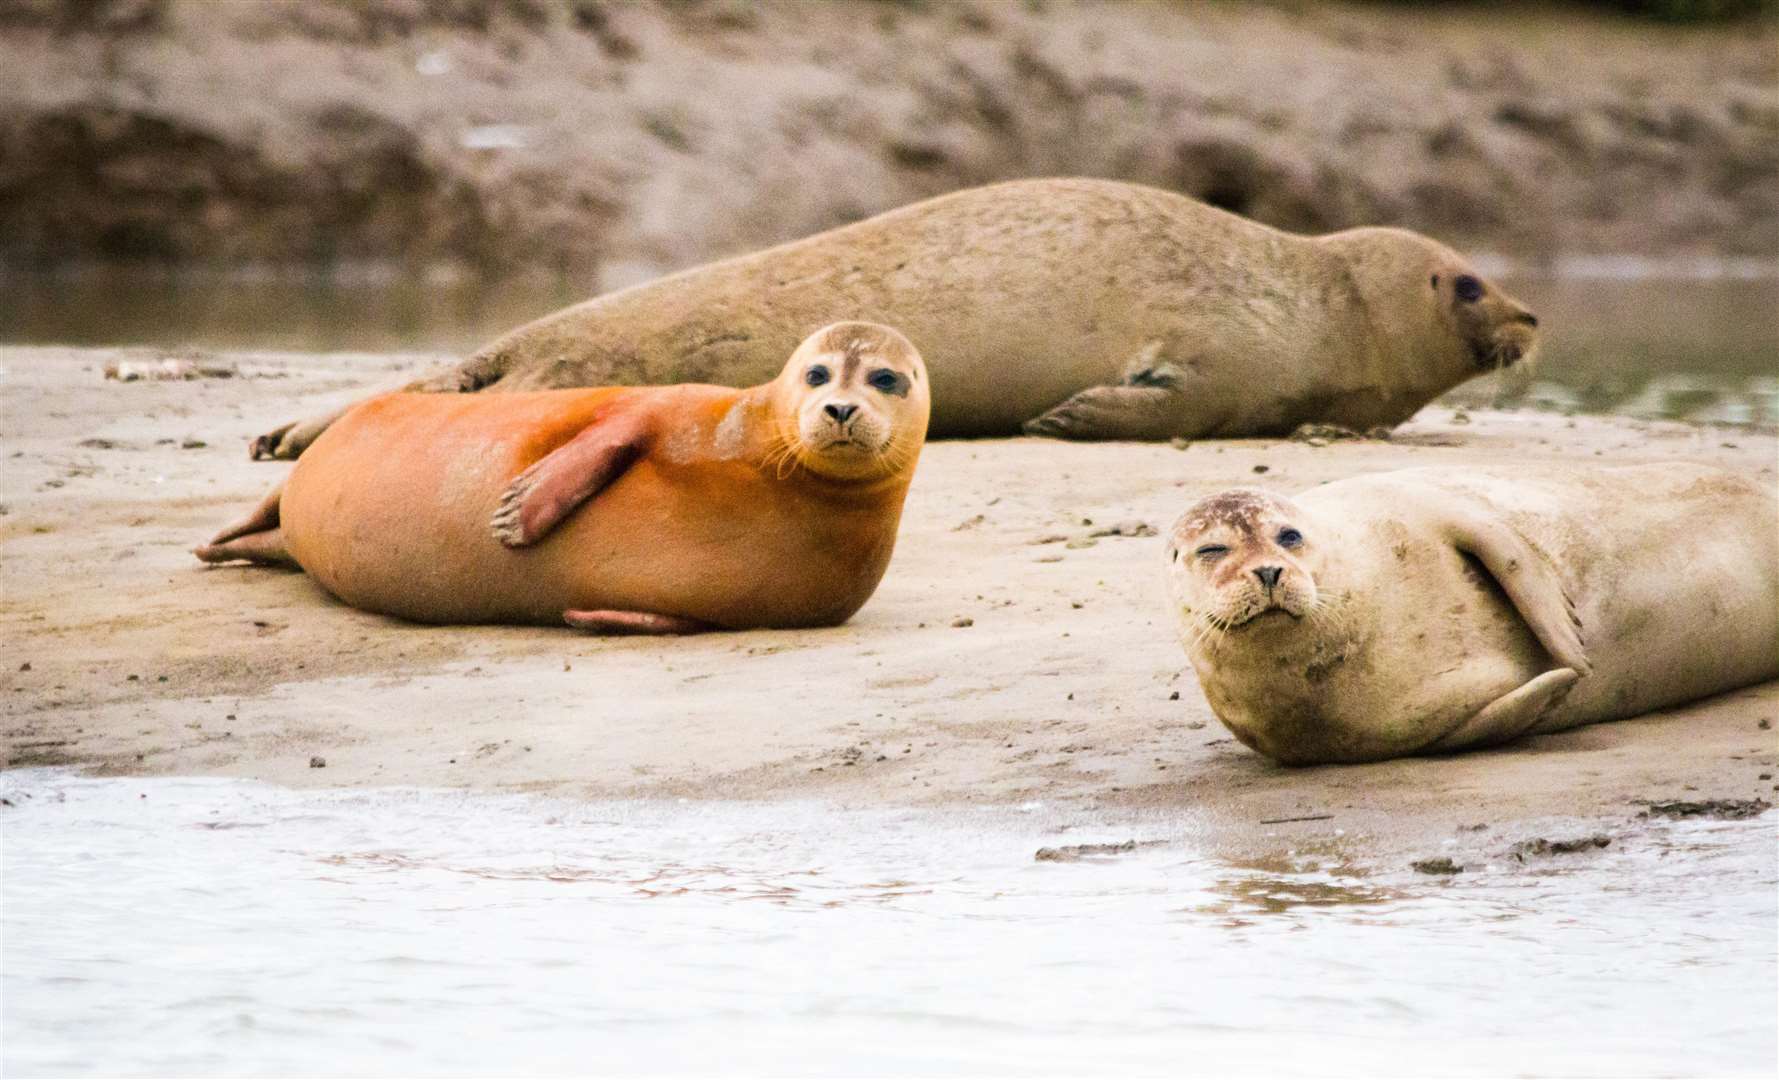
[1277,528,1303,548]
[1454,275,1483,303]
[805,366,830,387]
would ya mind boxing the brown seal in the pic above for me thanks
[248,177,1539,457]
[198,322,930,632]
[1165,464,1779,764]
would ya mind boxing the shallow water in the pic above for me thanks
[1441,273,1779,426]
[1,267,1774,425]
[3,770,1774,1076]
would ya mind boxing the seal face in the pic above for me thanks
[771,322,928,483]
[246,178,1540,457]
[198,321,930,633]
[1166,464,1779,765]
[1432,263,1540,372]
[1168,488,1321,633]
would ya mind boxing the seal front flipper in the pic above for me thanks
[490,411,653,548]
[1427,667,1582,752]
[1444,509,1591,675]
[562,609,714,635]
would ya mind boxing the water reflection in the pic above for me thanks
[1196,848,1402,924]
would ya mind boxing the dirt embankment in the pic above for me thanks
[1,0,1775,285]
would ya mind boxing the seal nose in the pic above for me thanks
[1254,566,1283,590]
[824,402,858,424]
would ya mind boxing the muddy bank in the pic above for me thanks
[2,346,1775,854]
[1,0,1775,283]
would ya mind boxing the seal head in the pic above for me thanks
[770,321,930,482]
[1166,488,1325,638]
[1320,227,1541,386]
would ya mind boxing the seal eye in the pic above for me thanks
[1430,274,1440,289]
[1277,527,1303,549]
[1454,275,1483,303]
[867,368,908,396]
[1195,544,1229,561]
[805,365,831,387]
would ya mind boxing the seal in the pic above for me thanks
[197,321,930,632]
[1164,463,1779,764]
[248,177,1539,458]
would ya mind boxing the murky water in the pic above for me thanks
[1,266,1773,425]
[3,770,1773,1076]
[1443,272,1779,426]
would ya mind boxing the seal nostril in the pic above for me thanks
[1254,566,1283,590]
[1519,311,1538,328]
[824,403,858,423]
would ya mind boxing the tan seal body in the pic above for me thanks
[199,322,929,632]
[1165,464,1779,765]
[251,178,1538,457]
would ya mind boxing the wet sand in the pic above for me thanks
[4,346,1776,857]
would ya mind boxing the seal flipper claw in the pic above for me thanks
[250,406,351,461]
[490,411,652,548]
[1429,667,1582,751]
[249,424,294,460]
[1446,511,1591,675]
[563,609,713,635]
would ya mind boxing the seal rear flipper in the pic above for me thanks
[203,483,283,547]
[250,354,508,461]
[194,526,294,566]
[562,609,713,635]
[1022,385,1197,440]
[1445,510,1592,675]
[490,411,652,548]
[250,406,356,462]
[1427,667,1582,752]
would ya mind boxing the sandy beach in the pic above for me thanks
[4,346,1775,859]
